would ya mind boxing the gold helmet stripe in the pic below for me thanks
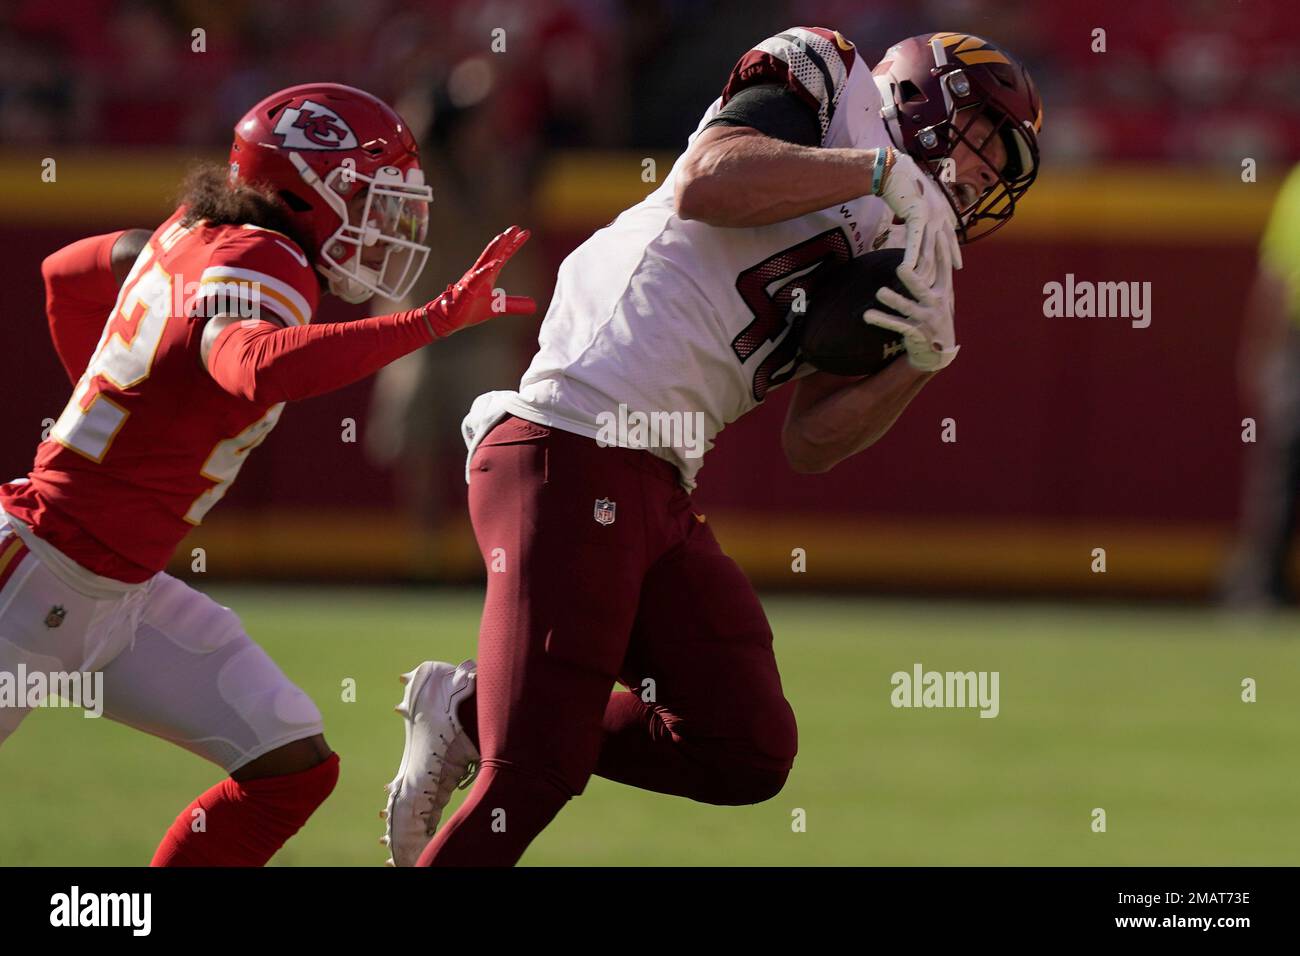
[957,50,1011,66]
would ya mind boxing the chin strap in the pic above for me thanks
[873,74,902,145]
[322,263,379,305]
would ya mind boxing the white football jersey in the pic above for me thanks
[485,27,903,489]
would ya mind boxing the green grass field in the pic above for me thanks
[3,587,1298,866]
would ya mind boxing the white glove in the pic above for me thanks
[863,234,959,372]
[877,150,963,288]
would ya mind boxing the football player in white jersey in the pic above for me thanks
[381,28,1043,866]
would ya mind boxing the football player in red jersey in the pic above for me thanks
[380,31,1041,865]
[0,83,533,866]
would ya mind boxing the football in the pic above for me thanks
[793,248,910,377]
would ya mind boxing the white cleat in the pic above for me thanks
[382,659,479,866]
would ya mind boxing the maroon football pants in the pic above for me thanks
[418,416,798,866]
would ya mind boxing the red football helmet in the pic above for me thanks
[229,82,432,303]
[873,33,1042,242]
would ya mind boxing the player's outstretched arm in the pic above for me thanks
[781,361,935,474]
[202,227,534,404]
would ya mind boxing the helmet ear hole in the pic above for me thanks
[898,79,927,103]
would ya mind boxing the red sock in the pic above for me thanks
[150,753,339,866]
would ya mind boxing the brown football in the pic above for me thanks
[792,248,910,377]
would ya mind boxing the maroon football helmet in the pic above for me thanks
[229,83,432,303]
[873,33,1042,242]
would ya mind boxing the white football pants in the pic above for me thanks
[0,509,322,772]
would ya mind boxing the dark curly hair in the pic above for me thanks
[176,163,316,258]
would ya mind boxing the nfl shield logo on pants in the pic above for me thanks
[593,498,616,526]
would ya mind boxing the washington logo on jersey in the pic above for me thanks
[273,100,358,150]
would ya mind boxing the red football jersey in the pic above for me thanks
[0,208,319,583]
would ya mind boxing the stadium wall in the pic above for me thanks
[0,152,1290,596]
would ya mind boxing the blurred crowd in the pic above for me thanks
[5,0,1300,164]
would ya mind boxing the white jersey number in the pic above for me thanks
[51,259,171,462]
[186,404,285,524]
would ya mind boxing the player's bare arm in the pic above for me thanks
[110,229,151,283]
[677,125,958,281]
[783,362,935,473]
[675,125,881,227]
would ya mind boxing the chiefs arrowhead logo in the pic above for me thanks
[273,100,358,150]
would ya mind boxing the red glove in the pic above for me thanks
[424,226,536,338]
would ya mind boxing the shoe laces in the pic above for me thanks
[417,733,479,826]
